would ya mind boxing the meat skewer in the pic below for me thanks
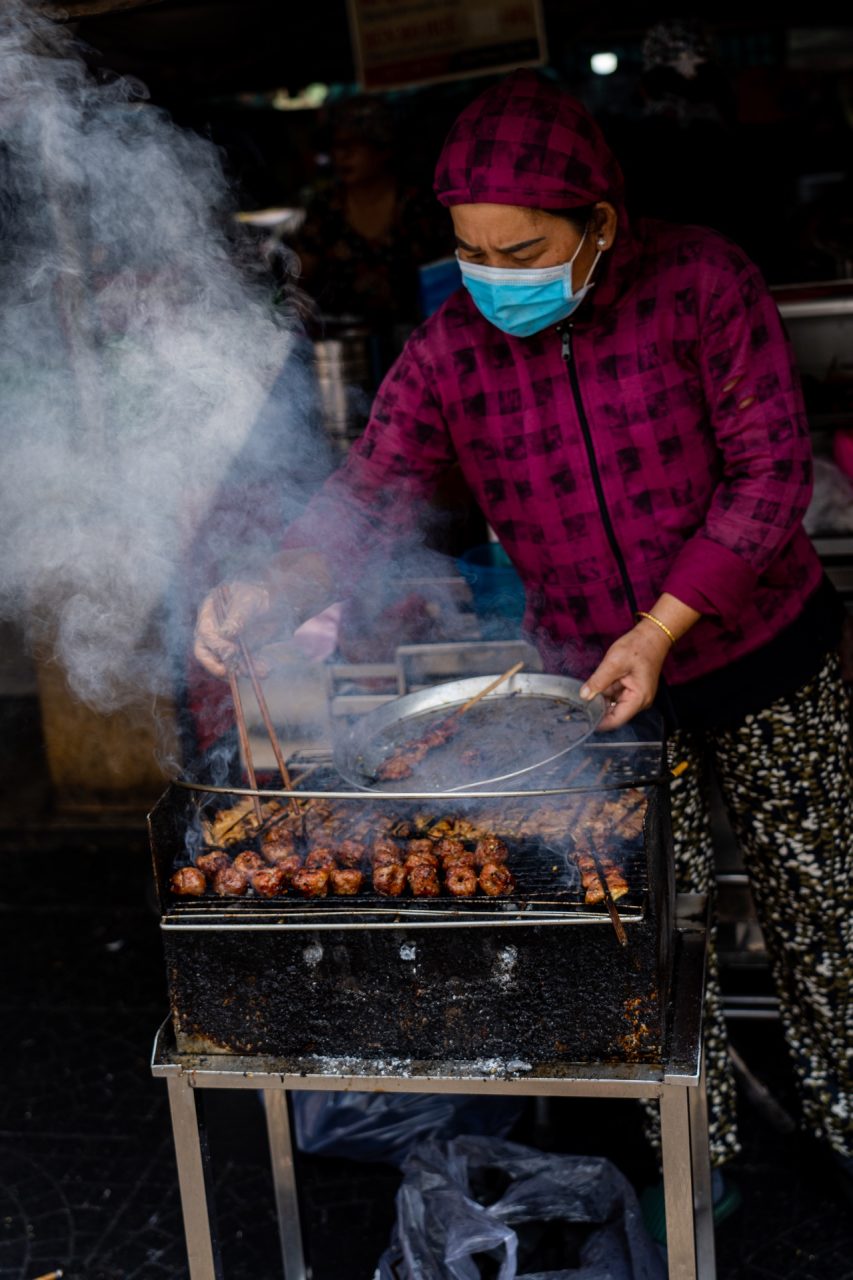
[588,848,628,947]
[377,660,524,781]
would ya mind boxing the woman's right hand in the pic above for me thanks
[193,581,273,680]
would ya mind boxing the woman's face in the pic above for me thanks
[451,202,616,288]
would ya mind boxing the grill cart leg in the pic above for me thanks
[166,1075,224,1280]
[660,1082,698,1279]
[688,1048,716,1279]
[264,1090,309,1280]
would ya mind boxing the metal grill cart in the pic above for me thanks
[149,690,716,1279]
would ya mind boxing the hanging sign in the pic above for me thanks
[348,0,546,92]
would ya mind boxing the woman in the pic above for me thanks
[195,71,852,1191]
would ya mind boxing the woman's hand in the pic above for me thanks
[578,621,672,730]
[193,582,275,679]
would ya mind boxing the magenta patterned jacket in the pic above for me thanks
[283,70,821,686]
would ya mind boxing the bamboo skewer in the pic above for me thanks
[589,848,629,947]
[457,660,525,717]
[570,757,628,947]
[213,591,262,827]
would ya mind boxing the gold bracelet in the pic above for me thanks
[635,611,677,646]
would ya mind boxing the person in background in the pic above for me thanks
[294,96,451,337]
[195,71,852,1226]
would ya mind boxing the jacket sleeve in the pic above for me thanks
[278,338,457,594]
[661,256,814,625]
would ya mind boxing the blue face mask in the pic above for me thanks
[458,227,602,338]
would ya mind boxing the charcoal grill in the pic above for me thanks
[150,730,676,1064]
[150,717,716,1279]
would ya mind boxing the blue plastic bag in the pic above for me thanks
[375,1136,666,1280]
[293,1092,524,1168]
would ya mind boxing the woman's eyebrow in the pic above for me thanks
[455,235,547,253]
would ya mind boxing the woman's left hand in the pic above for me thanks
[578,622,672,730]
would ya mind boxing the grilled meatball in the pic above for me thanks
[305,847,336,871]
[405,844,440,871]
[195,851,230,880]
[479,863,515,897]
[271,852,303,884]
[445,864,478,897]
[330,868,364,896]
[442,849,476,870]
[371,838,402,867]
[233,850,267,875]
[436,837,466,862]
[474,836,509,868]
[213,866,249,897]
[407,838,435,859]
[292,868,330,898]
[408,863,440,898]
[261,830,297,863]
[171,866,207,896]
[373,863,407,897]
[337,839,367,869]
[252,867,288,898]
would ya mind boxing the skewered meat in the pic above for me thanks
[408,863,440,897]
[213,866,249,897]
[600,859,629,900]
[337,839,366,869]
[330,868,364,896]
[479,863,515,897]
[171,867,207,896]
[378,755,417,781]
[252,867,288,898]
[195,852,230,879]
[445,865,478,897]
[233,850,267,875]
[376,713,459,781]
[373,863,407,897]
[292,868,330,898]
[305,847,336,871]
[576,852,629,904]
[474,836,509,867]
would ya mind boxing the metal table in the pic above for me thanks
[152,895,715,1280]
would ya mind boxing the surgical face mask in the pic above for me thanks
[458,226,602,338]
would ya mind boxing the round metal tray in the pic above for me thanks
[335,673,607,794]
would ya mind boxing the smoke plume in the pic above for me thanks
[0,0,328,717]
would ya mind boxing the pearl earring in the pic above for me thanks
[597,238,606,248]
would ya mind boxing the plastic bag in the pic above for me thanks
[804,457,853,536]
[375,1136,666,1280]
[293,1092,524,1167]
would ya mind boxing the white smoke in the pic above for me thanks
[0,0,328,717]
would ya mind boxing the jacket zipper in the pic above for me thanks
[560,323,638,619]
[561,324,678,729]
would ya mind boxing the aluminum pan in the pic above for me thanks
[335,673,607,794]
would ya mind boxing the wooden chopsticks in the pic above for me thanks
[214,587,302,827]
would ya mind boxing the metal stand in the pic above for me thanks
[153,898,715,1280]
